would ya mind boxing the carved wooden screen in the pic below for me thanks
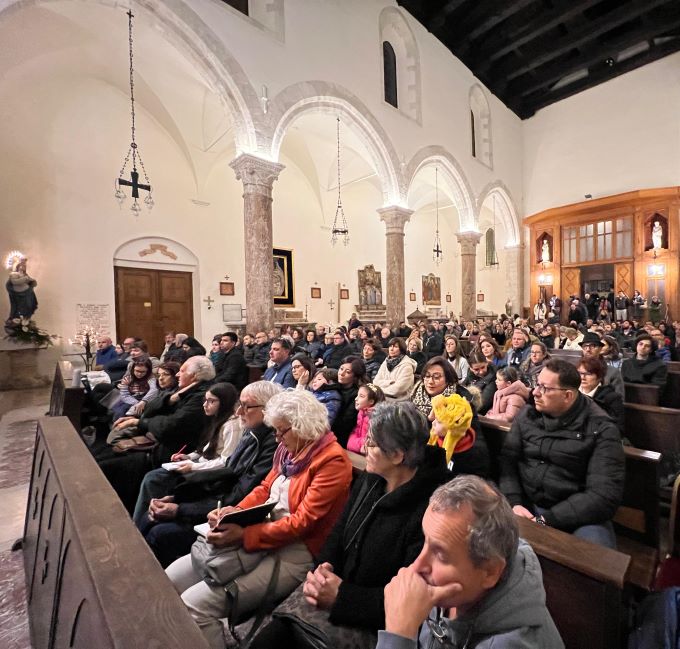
[561,268,581,321]
[615,263,633,298]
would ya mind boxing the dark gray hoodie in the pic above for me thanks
[376,540,564,649]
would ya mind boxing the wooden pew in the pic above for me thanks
[22,416,210,649]
[517,518,630,649]
[549,348,582,366]
[48,361,85,430]
[662,369,680,409]
[346,448,366,478]
[667,361,680,373]
[623,402,680,458]
[477,415,510,483]
[624,382,660,407]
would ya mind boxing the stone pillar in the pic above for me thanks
[456,231,482,321]
[377,206,413,327]
[504,244,524,318]
[230,153,285,334]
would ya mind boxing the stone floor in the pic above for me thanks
[0,386,51,649]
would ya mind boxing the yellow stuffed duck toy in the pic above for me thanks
[429,393,475,466]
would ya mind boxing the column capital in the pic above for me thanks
[377,206,414,234]
[230,153,285,196]
[456,231,482,255]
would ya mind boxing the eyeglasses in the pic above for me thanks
[363,434,378,449]
[577,371,594,378]
[237,401,263,412]
[275,426,292,437]
[534,383,569,395]
[291,364,303,371]
[423,373,444,381]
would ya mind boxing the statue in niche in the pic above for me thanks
[358,265,383,307]
[505,298,513,317]
[652,220,664,250]
[541,238,551,263]
[5,252,38,321]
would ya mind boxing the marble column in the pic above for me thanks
[504,244,524,318]
[230,153,285,334]
[456,231,482,321]
[377,206,413,327]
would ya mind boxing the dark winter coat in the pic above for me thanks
[316,445,450,631]
[462,365,497,415]
[364,350,386,381]
[326,342,352,369]
[311,382,342,426]
[214,347,249,392]
[591,384,625,433]
[136,380,211,465]
[333,383,360,448]
[500,393,625,532]
[621,356,669,386]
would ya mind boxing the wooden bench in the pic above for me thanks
[477,415,510,483]
[22,416,210,649]
[662,368,680,409]
[48,361,85,430]
[517,517,630,649]
[346,448,366,478]
[549,348,582,366]
[623,402,680,458]
[624,382,660,407]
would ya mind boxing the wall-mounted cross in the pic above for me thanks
[203,296,215,310]
[328,299,335,310]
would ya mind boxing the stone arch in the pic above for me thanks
[477,181,520,247]
[469,84,493,169]
[404,146,476,231]
[266,81,404,205]
[378,6,422,123]
[0,0,262,155]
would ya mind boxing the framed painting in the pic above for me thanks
[220,282,235,296]
[311,287,322,299]
[273,247,294,307]
[409,292,416,302]
[422,273,441,305]
[446,294,452,303]
[477,293,485,302]
[340,288,350,300]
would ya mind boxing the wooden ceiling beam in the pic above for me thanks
[425,0,468,33]
[517,36,680,118]
[500,0,672,82]
[509,14,680,98]
[475,0,607,74]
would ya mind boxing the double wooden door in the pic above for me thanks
[114,267,193,357]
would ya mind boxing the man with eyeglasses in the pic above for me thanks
[500,358,624,549]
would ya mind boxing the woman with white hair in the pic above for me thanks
[166,389,353,649]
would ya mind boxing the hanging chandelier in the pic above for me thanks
[331,117,349,246]
[432,166,443,264]
[114,9,153,215]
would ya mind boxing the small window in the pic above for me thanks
[383,41,398,108]
[222,0,248,15]
[470,111,476,158]
[485,228,496,266]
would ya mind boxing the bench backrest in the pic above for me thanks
[662,369,680,409]
[550,348,582,366]
[48,361,85,430]
[517,517,630,649]
[23,417,210,649]
[623,402,680,457]
[624,382,660,407]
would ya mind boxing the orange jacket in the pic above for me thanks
[238,438,352,557]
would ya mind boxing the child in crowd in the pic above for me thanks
[346,383,385,454]
[309,367,342,426]
[113,358,158,420]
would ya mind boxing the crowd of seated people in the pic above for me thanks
[70,297,680,648]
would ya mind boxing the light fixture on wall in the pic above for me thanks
[331,117,349,246]
[432,167,443,264]
[114,9,154,215]
[537,272,553,286]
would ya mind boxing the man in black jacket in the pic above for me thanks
[621,334,668,386]
[214,332,248,392]
[500,358,624,549]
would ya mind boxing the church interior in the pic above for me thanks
[2,1,680,647]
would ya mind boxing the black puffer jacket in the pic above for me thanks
[316,445,450,631]
[499,393,625,532]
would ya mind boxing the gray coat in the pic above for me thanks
[376,540,564,649]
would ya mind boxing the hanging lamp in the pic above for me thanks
[114,9,153,215]
[331,117,349,246]
[432,167,443,264]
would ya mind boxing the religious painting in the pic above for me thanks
[358,265,383,307]
[219,282,235,296]
[273,248,294,307]
[446,294,452,303]
[409,292,416,302]
[477,293,485,302]
[422,273,441,305]
[311,287,321,299]
[340,288,350,300]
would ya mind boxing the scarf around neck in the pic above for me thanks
[273,430,336,477]
[386,354,405,372]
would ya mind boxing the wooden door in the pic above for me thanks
[561,267,581,323]
[615,263,634,299]
[115,267,193,356]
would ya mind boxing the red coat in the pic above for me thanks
[238,438,352,557]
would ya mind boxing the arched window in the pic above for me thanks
[383,41,398,108]
[485,227,497,267]
[470,110,476,158]
[469,85,493,168]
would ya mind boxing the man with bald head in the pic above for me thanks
[94,336,117,368]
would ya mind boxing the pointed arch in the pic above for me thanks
[266,81,404,205]
[476,182,521,247]
[404,146,476,231]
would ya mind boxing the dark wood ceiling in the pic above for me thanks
[396,0,680,119]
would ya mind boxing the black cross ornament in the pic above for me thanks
[118,168,151,199]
